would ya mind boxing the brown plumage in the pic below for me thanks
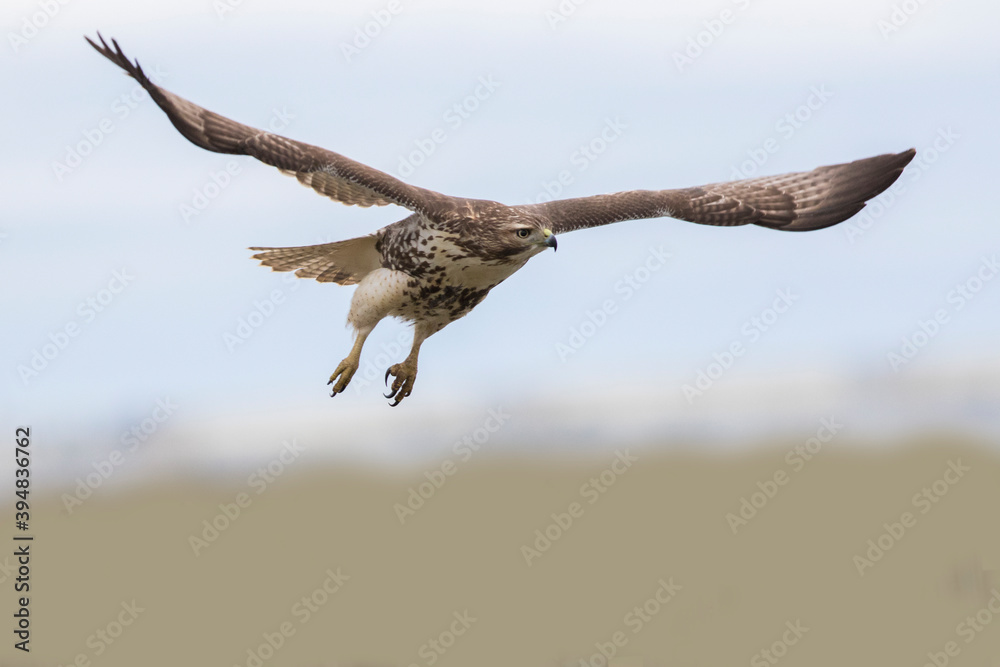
[526,150,914,233]
[87,32,915,405]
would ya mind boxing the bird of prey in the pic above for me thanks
[87,33,915,406]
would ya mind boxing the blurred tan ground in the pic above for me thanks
[6,439,1000,667]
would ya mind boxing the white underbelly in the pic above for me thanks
[346,268,411,330]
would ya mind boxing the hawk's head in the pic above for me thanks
[465,209,557,262]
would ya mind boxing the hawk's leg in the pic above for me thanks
[328,325,373,397]
[384,322,436,407]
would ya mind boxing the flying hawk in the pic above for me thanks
[87,34,915,405]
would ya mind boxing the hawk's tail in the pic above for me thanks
[249,235,381,285]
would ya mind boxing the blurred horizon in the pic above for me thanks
[7,441,1000,667]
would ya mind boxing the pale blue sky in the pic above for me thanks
[2,0,998,474]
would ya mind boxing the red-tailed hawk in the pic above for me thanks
[88,33,915,405]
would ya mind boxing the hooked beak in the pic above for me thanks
[543,228,558,251]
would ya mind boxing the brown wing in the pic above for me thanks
[526,149,915,234]
[249,235,382,285]
[86,33,455,217]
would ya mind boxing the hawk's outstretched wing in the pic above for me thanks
[86,33,455,218]
[525,149,915,234]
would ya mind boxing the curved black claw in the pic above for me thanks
[383,363,415,406]
[384,367,399,399]
[328,360,358,397]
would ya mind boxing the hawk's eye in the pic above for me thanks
[516,228,531,239]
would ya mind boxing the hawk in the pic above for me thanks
[87,34,915,405]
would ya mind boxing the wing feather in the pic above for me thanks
[86,33,456,218]
[249,235,382,285]
[526,150,915,234]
